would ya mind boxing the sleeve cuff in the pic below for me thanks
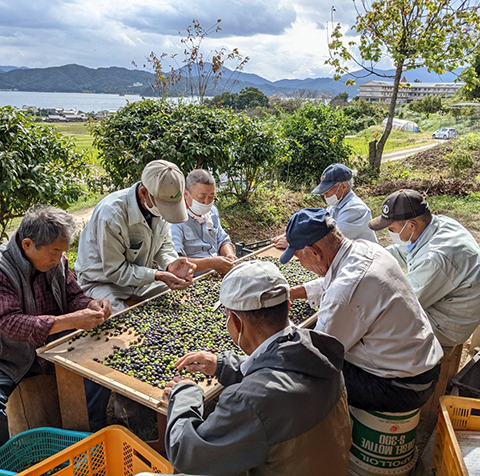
[32,315,55,345]
[304,278,325,308]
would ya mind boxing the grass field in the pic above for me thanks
[48,122,100,165]
[346,128,436,157]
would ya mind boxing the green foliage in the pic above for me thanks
[92,99,234,189]
[93,99,285,201]
[0,106,91,239]
[224,115,286,201]
[278,102,352,188]
[343,99,388,132]
[327,1,480,79]
[462,48,480,99]
[207,87,269,111]
[206,91,238,109]
[326,0,480,171]
[408,96,444,118]
[236,87,269,110]
[445,132,480,173]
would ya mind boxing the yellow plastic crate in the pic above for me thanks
[432,396,480,476]
[17,425,173,475]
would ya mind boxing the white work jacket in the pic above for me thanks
[75,183,178,290]
[304,239,443,378]
[387,215,480,347]
[327,191,378,242]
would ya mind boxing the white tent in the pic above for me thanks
[381,118,420,132]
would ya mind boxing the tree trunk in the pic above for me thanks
[369,60,405,172]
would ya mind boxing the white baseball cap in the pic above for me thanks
[219,260,290,311]
[141,160,187,224]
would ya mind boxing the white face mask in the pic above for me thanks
[226,312,244,353]
[324,183,343,207]
[388,222,414,246]
[189,198,213,216]
[144,194,162,217]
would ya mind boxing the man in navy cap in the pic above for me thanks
[273,163,376,250]
[281,208,443,412]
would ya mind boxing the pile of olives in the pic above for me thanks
[79,257,317,388]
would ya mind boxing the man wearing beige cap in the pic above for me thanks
[75,160,196,314]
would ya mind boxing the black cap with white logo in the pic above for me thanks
[369,189,429,231]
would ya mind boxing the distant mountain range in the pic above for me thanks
[0,63,464,97]
[0,65,29,73]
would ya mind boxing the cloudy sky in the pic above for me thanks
[0,0,376,81]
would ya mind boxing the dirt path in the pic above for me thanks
[381,141,446,162]
[6,206,96,239]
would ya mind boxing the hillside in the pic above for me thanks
[0,63,464,97]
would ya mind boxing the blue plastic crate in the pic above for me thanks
[0,427,90,475]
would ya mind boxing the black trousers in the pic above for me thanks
[343,361,441,413]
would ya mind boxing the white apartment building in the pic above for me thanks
[358,79,464,102]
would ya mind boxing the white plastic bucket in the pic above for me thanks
[348,406,420,476]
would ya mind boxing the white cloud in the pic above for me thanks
[0,0,396,80]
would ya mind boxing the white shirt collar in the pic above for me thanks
[240,325,295,376]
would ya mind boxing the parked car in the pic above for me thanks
[432,127,456,140]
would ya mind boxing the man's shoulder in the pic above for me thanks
[91,188,132,224]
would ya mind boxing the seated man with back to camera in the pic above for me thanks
[0,206,112,444]
[273,163,377,249]
[161,260,352,476]
[281,208,443,413]
[171,169,236,276]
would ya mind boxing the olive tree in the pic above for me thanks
[0,106,91,239]
[224,115,287,202]
[278,102,352,188]
[327,0,480,172]
[92,99,234,189]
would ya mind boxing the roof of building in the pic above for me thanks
[360,80,464,88]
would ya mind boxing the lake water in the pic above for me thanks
[0,91,145,112]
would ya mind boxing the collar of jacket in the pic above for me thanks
[323,238,353,289]
[407,215,439,260]
[336,190,354,210]
[0,233,33,286]
[0,233,68,315]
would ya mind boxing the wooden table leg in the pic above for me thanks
[147,412,167,457]
[55,364,90,431]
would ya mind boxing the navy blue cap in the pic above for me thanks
[280,208,336,264]
[312,163,352,195]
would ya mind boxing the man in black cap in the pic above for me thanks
[282,207,443,412]
[369,189,480,348]
[273,163,376,249]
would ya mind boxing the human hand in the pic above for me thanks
[167,257,196,282]
[224,254,237,262]
[272,233,288,250]
[175,351,218,376]
[290,285,307,300]
[88,298,112,319]
[212,256,235,275]
[164,376,195,398]
[155,270,191,290]
[70,308,105,330]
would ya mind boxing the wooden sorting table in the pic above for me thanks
[37,244,319,453]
